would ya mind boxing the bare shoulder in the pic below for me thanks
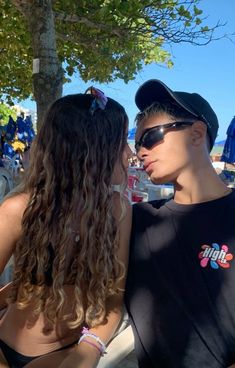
[0,193,29,221]
[0,194,30,271]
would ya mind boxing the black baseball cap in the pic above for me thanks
[135,79,219,150]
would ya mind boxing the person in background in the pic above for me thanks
[125,79,235,368]
[0,87,132,368]
[20,145,31,172]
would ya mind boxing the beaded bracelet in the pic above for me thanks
[81,339,102,354]
[77,327,107,355]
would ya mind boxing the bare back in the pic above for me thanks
[0,192,132,357]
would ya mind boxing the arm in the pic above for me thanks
[0,194,27,309]
[0,282,12,312]
[58,196,132,368]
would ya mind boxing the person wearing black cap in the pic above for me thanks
[125,80,235,368]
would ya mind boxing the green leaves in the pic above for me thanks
[177,5,192,19]
[0,0,223,105]
[201,26,209,32]
[0,1,32,103]
[0,103,17,125]
[194,5,203,16]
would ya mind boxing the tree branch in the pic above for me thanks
[54,11,124,38]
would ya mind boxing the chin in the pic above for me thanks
[150,174,171,185]
[149,173,161,183]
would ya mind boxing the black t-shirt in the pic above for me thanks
[125,191,235,368]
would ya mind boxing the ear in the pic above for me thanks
[190,121,207,147]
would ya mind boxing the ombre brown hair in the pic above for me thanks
[9,93,128,329]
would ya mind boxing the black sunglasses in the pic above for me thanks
[135,121,194,152]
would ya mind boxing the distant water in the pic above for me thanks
[128,139,135,151]
[214,140,225,146]
[212,140,225,155]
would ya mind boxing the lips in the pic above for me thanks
[144,161,156,172]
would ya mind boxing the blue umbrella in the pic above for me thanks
[3,142,16,159]
[17,116,35,144]
[6,116,16,141]
[128,127,137,140]
[0,125,7,135]
[221,116,235,164]
[24,115,35,144]
[17,116,27,142]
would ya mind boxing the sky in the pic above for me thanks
[23,0,235,142]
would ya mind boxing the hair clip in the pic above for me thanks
[85,86,108,115]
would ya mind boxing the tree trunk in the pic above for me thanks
[12,0,63,128]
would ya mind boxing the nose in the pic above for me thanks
[136,145,148,162]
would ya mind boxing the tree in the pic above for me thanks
[0,0,224,126]
[0,103,16,125]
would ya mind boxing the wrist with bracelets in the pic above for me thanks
[77,327,107,356]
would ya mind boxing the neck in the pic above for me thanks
[173,164,231,204]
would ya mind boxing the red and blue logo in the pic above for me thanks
[198,243,233,269]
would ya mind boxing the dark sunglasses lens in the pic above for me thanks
[143,129,163,149]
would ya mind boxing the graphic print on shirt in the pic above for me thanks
[198,243,233,269]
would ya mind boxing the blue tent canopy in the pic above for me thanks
[221,116,235,164]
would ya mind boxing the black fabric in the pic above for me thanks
[125,191,235,368]
[0,339,39,368]
[0,339,76,368]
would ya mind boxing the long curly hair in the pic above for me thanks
[9,93,128,329]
